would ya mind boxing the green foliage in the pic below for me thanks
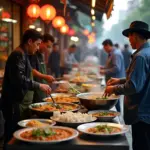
[123,0,150,27]
[102,0,150,44]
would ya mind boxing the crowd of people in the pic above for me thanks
[0,20,150,150]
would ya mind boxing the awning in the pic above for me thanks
[68,0,114,20]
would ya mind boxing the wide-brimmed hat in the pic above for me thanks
[122,21,150,38]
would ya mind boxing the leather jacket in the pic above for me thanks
[0,47,40,108]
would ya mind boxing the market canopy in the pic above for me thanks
[68,0,114,20]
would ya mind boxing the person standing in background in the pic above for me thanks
[99,48,108,66]
[29,33,55,102]
[114,43,120,51]
[42,34,55,73]
[48,43,60,78]
[100,39,125,112]
[122,44,132,70]
[60,44,78,76]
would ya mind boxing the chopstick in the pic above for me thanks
[67,82,81,94]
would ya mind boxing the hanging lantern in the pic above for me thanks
[40,4,56,23]
[68,29,75,36]
[52,16,65,28]
[2,11,11,19]
[83,29,89,36]
[27,4,40,19]
[60,24,69,34]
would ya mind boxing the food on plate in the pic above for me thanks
[31,103,78,112]
[45,96,79,103]
[20,128,73,141]
[87,125,121,134]
[95,97,108,100]
[55,87,68,93]
[52,111,95,123]
[70,76,91,83]
[82,84,99,90]
[92,111,119,117]
[83,95,110,100]
[26,120,51,127]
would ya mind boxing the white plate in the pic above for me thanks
[77,122,129,136]
[53,81,68,84]
[14,126,79,144]
[18,119,56,128]
[88,110,120,121]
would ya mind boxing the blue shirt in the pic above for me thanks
[104,49,125,82]
[122,48,132,70]
[64,50,77,69]
[114,42,150,124]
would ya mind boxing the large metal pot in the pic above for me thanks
[76,92,119,110]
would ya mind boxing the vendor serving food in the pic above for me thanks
[0,29,52,145]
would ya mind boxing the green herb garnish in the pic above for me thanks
[32,128,56,137]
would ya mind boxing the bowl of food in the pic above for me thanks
[77,122,129,137]
[50,111,97,128]
[82,83,99,91]
[70,76,93,85]
[18,119,56,128]
[43,93,79,104]
[77,92,119,110]
[88,110,120,121]
[14,126,79,143]
[29,102,80,118]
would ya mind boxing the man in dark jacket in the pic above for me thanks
[105,21,150,150]
[0,29,51,145]
[48,43,60,78]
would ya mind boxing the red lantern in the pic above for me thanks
[83,29,89,36]
[2,11,11,19]
[52,16,65,28]
[27,4,40,19]
[68,29,75,36]
[60,24,69,34]
[40,4,56,23]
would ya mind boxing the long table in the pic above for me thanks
[6,116,130,150]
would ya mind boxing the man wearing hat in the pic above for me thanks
[104,21,150,150]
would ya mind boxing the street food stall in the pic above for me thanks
[6,67,129,150]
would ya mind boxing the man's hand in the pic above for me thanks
[45,75,55,83]
[99,65,105,69]
[39,84,51,95]
[104,86,115,97]
[107,78,120,86]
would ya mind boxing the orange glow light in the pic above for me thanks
[60,24,69,34]
[27,4,40,19]
[52,16,65,28]
[83,29,89,36]
[40,4,56,23]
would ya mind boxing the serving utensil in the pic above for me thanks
[48,94,61,109]
[67,82,81,94]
